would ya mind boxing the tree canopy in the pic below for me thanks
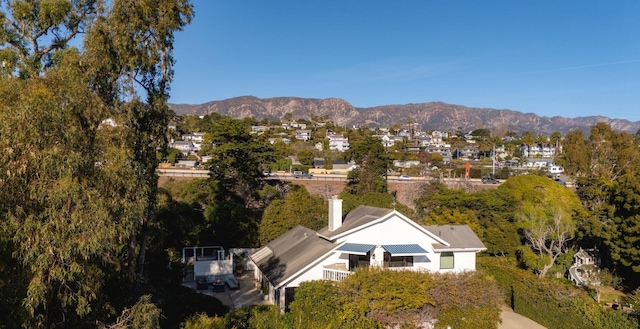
[0,0,193,327]
[343,135,392,195]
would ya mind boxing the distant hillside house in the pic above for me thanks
[295,129,312,141]
[250,198,486,311]
[376,134,405,148]
[170,140,196,154]
[393,160,421,169]
[520,144,558,158]
[182,132,205,143]
[269,138,291,144]
[430,130,447,143]
[424,144,452,163]
[251,126,269,134]
[327,133,350,151]
[453,145,480,160]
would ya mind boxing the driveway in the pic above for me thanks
[228,272,268,309]
[499,305,546,329]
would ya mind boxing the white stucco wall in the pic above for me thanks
[193,259,233,277]
[334,214,441,249]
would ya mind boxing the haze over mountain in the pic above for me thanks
[169,96,640,135]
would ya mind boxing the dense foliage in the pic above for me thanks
[2,2,639,326]
[185,269,502,329]
[258,186,327,244]
[480,257,637,329]
[0,0,193,327]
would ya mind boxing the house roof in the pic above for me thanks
[423,225,486,251]
[575,248,598,260]
[252,208,485,289]
[250,225,335,288]
[316,205,393,239]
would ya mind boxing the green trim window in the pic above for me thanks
[440,252,454,269]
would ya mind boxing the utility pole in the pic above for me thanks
[492,145,496,176]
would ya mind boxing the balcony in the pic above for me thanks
[323,263,352,281]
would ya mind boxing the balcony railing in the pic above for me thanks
[323,263,352,281]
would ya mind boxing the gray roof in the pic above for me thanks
[423,225,486,251]
[317,205,393,239]
[250,225,335,287]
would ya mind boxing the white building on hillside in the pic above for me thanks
[327,133,350,151]
[251,198,486,311]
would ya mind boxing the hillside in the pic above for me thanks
[169,96,640,135]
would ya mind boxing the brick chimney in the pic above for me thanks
[328,196,343,232]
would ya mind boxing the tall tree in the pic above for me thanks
[203,116,275,248]
[258,186,327,245]
[343,136,392,195]
[501,175,585,277]
[558,130,590,176]
[520,131,536,146]
[588,122,639,181]
[0,0,193,327]
[602,173,640,274]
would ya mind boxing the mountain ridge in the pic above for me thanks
[169,96,640,135]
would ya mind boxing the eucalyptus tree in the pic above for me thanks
[558,130,590,177]
[0,0,193,327]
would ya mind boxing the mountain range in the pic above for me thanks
[169,96,640,135]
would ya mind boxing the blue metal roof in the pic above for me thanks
[383,244,428,255]
[335,243,375,255]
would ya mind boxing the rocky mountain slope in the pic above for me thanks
[169,96,640,135]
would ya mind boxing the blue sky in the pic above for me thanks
[170,1,640,121]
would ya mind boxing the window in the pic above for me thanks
[440,252,454,269]
[382,252,413,267]
[349,253,370,271]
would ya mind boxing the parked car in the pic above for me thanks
[293,171,313,179]
[398,175,412,181]
[263,171,278,177]
[481,176,499,184]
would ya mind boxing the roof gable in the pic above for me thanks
[423,225,486,251]
[318,205,450,246]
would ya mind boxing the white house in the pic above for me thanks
[170,140,196,154]
[568,248,601,285]
[182,132,205,143]
[294,129,312,141]
[327,133,350,151]
[250,198,486,311]
[520,143,558,158]
[251,126,269,134]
